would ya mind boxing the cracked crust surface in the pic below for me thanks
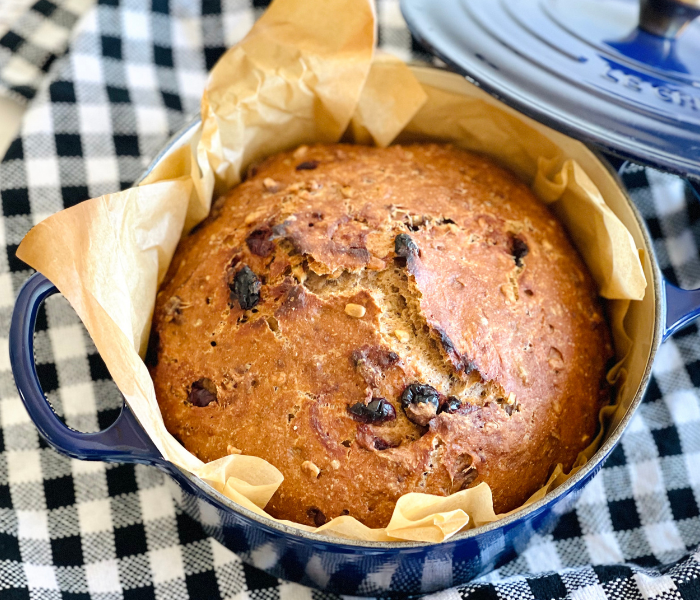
[149,143,613,529]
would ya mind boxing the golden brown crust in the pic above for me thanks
[149,143,612,529]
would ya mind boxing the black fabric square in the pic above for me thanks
[621,166,649,190]
[528,574,567,600]
[185,571,219,599]
[593,564,633,583]
[204,46,226,71]
[114,523,148,558]
[62,593,91,600]
[51,535,83,566]
[678,578,700,600]
[605,443,627,468]
[0,31,23,52]
[242,562,279,590]
[4,138,23,160]
[61,185,89,209]
[634,555,660,568]
[101,35,122,59]
[99,0,120,5]
[44,475,76,509]
[11,85,35,100]
[106,86,130,103]
[36,361,59,393]
[608,498,641,531]
[161,91,182,111]
[49,80,76,103]
[674,322,698,340]
[152,0,169,14]
[645,216,663,240]
[176,512,207,545]
[107,464,138,496]
[7,244,29,273]
[0,531,21,561]
[0,484,10,509]
[202,0,221,14]
[88,352,111,381]
[98,407,121,431]
[669,488,700,521]
[33,0,58,16]
[35,301,49,332]
[0,427,4,454]
[252,0,272,7]
[113,134,140,157]
[55,133,83,157]
[3,588,29,600]
[123,587,156,600]
[41,51,57,72]
[662,266,678,287]
[2,188,30,216]
[644,376,662,403]
[153,45,173,67]
[551,510,582,540]
[652,426,683,457]
[688,361,700,390]
[463,586,500,600]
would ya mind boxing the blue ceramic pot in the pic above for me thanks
[9,67,700,596]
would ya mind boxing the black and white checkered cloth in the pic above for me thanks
[0,1,699,598]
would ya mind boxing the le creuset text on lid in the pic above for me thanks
[401,0,700,183]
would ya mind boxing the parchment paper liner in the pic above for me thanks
[17,0,647,544]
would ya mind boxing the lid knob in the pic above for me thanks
[639,0,700,38]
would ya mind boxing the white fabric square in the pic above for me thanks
[653,340,685,376]
[666,231,698,270]
[570,584,608,600]
[78,105,112,134]
[71,458,106,476]
[2,55,42,87]
[0,338,10,373]
[583,532,623,564]
[524,539,562,574]
[22,104,53,135]
[85,156,119,187]
[126,63,157,90]
[71,53,103,84]
[630,460,665,496]
[665,390,700,425]
[210,539,237,568]
[633,573,677,600]
[686,452,700,487]
[85,560,121,594]
[177,69,206,100]
[0,272,15,308]
[78,499,113,534]
[23,563,59,590]
[59,382,96,417]
[28,19,69,50]
[645,522,686,555]
[7,449,43,483]
[135,106,168,135]
[171,17,201,48]
[149,546,184,584]
[649,170,687,217]
[139,486,175,522]
[222,11,254,47]
[577,473,607,506]
[279,582,314,600]
[48,325,87,361]
[121,9,151,41]
[25,157,60,188]
[0,395,30,427]
[17,510,49,540]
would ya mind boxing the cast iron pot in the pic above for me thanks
[8,67,700,596]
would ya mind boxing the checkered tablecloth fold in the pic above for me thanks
[0,1,699,599]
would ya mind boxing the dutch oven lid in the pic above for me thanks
[401,0,700,181]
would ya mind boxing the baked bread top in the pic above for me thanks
[149,143,612,529]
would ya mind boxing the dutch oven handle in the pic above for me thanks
[9,272,163,465]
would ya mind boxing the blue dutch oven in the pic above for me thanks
[8,0,700,595]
